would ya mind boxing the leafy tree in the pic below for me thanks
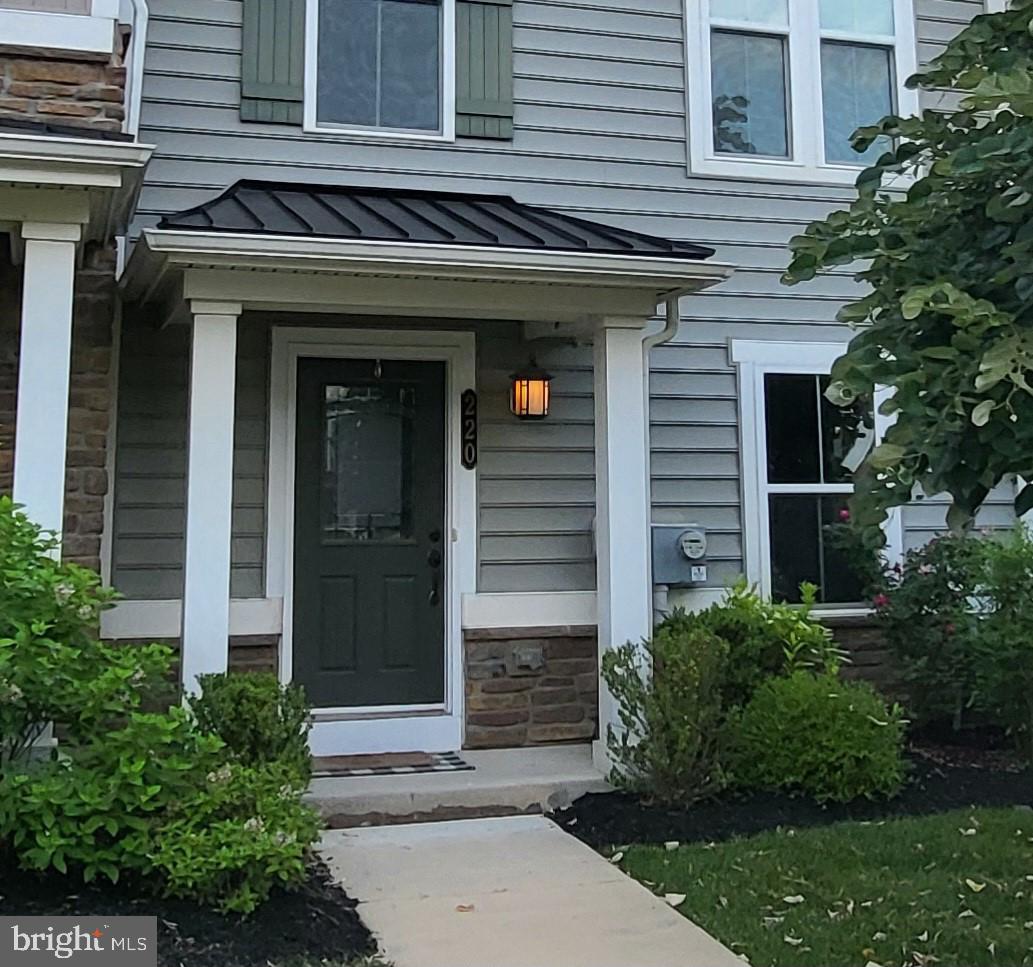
[783,1,1033,535]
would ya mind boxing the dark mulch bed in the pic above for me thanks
[0,860,375,967]
[554,748,1033,850]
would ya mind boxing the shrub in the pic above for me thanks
[878,533,986,730]
[0,708,222,883]
[191,673,312,783]
[0,501,321,914]
[151,763,322,914]
[971,527,1033,761]
[692,582,845,709]
[602,617,729,805]
[730,672,906,803]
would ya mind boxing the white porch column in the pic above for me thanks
[593,319,653,773]
[12,222,80,546]
[180,301,241,693]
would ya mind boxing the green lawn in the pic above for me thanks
[618,807,1033,967]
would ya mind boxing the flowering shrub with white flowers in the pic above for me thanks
[0,500,320,914]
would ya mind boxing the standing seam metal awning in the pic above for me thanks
[156,180,716,262]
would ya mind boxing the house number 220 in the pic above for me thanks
[461,390,478,470]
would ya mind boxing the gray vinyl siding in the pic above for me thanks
[114,0,1000,598]
[112,322,267,599]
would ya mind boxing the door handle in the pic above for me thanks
[427,548,442,568]
[429,569,441,606]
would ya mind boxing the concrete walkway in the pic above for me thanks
[319,815,742,967]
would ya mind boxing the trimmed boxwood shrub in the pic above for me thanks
[730,672,907,803]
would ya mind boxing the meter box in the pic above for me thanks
[652,523,709,586]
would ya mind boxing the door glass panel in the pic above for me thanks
[711,30,790,157]
[821,42,894,165]
[321,384,416,541]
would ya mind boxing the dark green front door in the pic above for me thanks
[292,357,446,709]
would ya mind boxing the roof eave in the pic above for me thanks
[126,228,734,306]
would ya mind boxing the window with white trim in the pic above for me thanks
[685,0,920,185]
[307,0,455,138]
[732,340,900,606]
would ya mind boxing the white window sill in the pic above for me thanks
[301,122,456,145]
[688,152,869,188]
[0,9,117,56]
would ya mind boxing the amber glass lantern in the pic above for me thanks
[509,359,553,420]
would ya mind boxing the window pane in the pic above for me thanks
[317,0,441,131]
[711,0,788,27]
[821,378,875,484]
[765,373,820,484]
[317,0,379,127]
[821,41,894,165]
[711,30,789,157]
[819,0,894,35]
[769,494,865,604]
[769,494,820,604]
[321,384,415,542]
[380,0,441,130]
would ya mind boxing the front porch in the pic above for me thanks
[110,181,732,765]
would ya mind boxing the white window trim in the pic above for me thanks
[0,3,119,55]
[731,339,904,606]
[303,0,457,143]
[684,0,920,186]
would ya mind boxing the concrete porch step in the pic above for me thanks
[306,744,611,827]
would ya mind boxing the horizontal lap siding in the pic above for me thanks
[112,322,268,598]
[119,0,994,597]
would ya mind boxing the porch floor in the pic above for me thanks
[307,744,610,827]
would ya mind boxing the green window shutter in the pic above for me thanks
[240,0,305,125]
[456,0,514,139]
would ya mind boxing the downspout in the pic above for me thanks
[643,298,682,626]
[123,0,149,139]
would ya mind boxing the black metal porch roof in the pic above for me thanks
[156,180,715,261]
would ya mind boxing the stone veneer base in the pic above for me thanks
[463,625,599,749]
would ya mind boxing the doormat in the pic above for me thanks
[311,751,473,778]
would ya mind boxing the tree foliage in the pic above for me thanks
[783,1,1033,533]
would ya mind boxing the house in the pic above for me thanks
[0,0,1015,765]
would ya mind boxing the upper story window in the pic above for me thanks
[306,0,456,139]
[686,0,919,185]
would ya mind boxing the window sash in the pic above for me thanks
[304,0,456,141]
[731,339,905,608]
[687,0,918,184]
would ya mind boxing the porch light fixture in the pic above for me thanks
[510,358,553,420]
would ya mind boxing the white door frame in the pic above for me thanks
[268,326,477,755]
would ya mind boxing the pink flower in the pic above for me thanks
[873,593,890,609]
[838,509,851,522]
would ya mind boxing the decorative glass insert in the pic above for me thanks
[819,0,894,36]
[317,0,442,132]
[821,42,894,164]
[710,0,788,26]
[320,384,416,541]
[711,30,789,157]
